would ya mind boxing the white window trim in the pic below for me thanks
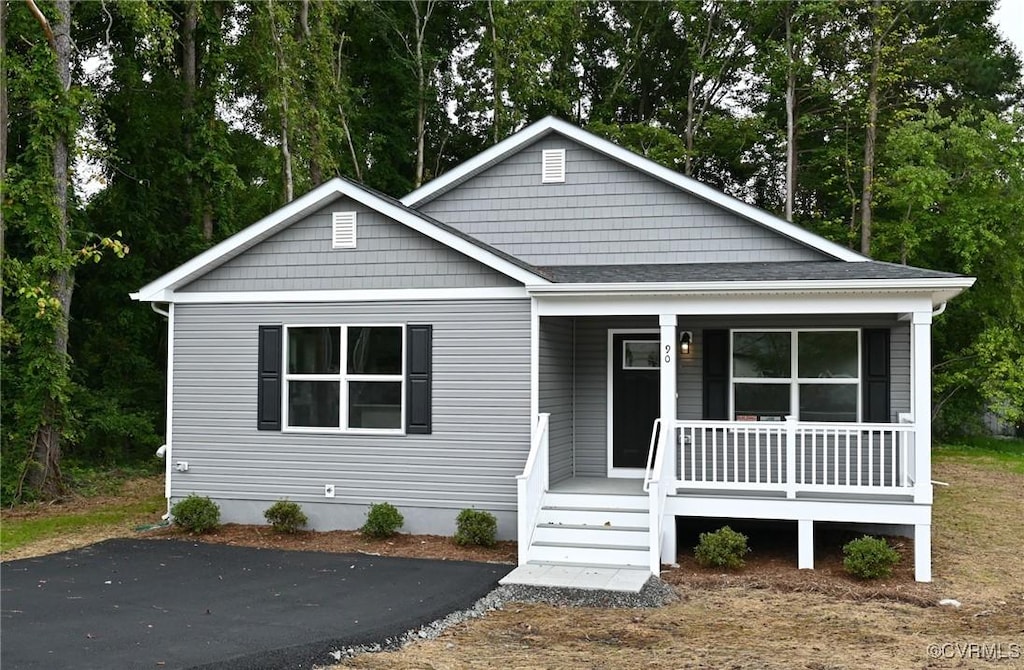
[729,328,862,422]
[282,324,406,435]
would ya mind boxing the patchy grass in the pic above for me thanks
[0,475,165,558]
[935,436,1024,474]
[331,444,1024,670]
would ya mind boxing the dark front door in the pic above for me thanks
[611,333,661,470]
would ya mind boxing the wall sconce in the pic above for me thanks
[679,331,693,355]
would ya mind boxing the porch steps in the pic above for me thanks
[526,489,651,569]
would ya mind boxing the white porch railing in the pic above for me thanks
[643,419,670,574]
[516,412,550,565]
[676,417,916,497]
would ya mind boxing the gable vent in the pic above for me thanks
[331,211,357,249]
[541,149,566,183]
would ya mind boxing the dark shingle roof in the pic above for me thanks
[537,261,962,284]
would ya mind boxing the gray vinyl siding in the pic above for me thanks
[170,299,530,513]
[179,198,519,293]
[418,135,829,266]
[539,317,574,485]
[557,315,910,478]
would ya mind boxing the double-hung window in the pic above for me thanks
[732,330,860,422]
[284,325,404,432]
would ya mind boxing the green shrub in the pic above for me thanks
[264,499,308,533]
[843,535,900,579]
[361,502,404,538]
[171,494,220,534]
[694,525,750,569]
[454,509,497,547]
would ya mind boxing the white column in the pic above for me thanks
[659,315,678,566]
[798,519,814,569]
[914,524,932,582]
[911,311,932,505]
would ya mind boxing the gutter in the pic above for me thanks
[525,277,976,296]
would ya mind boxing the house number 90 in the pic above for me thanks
[664,344,672,363]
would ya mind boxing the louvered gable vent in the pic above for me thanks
[331,211,357,249]
[541,148,566,183]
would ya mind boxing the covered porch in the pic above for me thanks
[513,281,954,586]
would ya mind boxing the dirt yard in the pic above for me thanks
[3,453,1022,669]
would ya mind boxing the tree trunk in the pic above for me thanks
[268,1,294,202]
[182,1,197,136]
[784,6,797,222]
[26,0,74,499]
[860,0,882,256]
[1,0,8,276]
[488,0,500,144]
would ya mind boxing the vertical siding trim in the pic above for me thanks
[165,304,174,500]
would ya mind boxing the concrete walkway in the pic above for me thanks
[499,563,651,593]
[1,538,509,670]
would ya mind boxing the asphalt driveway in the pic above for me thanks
[1,538,509,670]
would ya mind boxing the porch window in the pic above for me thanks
[732,330,859,422]
[284,325,404,432]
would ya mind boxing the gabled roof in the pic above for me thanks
[401,117,867,264]
[537,261,962,283]
[132,177,549,302]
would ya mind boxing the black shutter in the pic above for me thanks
[862,328,890,423]
[703,329,730,420]
[406,325,432,434]
[257,325,282,431]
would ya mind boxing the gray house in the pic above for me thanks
[134,117,973,585]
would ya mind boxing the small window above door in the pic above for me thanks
[622,340,659,369]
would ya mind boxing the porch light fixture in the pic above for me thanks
[679,331,693,355]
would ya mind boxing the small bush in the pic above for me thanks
[264,499,308,533]
[361,502,404,538]
[171,494,220,534]
[843,535,900,579]
[454,509,497,547]
[694,525,750,569]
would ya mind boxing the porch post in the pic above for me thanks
[659,314,678,564]
[914,523,932,582]
[911,311,932,505]
[797,519,814,569]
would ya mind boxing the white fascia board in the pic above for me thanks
[527,277,975,301]
[133,178,546,303]
[337,184,545,286]
[133,179,348,302]
[404,116,866,263]
[164,286,530,304]
[401,119,558,207]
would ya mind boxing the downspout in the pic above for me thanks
[571,318,577,478]
[151,302,172,519]
[932,302,947,317]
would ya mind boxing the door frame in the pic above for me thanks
[606,328,660,478]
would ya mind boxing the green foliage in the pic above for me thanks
[360,502,404,539]
[694,526,750,569]
[453,509,498,547]
[935,438,1024,474]
[170,495,220,534]
[263,499,308,533]
[842,536,901,579]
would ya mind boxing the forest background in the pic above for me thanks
[2,0,1022,504]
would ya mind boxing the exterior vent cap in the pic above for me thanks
[541,149,566,183]
[332,211,357,249]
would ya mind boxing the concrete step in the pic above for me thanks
[532,523,649,546]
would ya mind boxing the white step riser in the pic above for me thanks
[536,509,649,527]
[533,526,649,546]
[542,492,649,511]
[528,545,650,567]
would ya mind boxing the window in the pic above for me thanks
[731,330,860,422]
[284,325,404,431]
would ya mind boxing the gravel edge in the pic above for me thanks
[320,577,678,665]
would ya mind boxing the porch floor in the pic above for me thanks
[549,477,645,494]
[499,563,651,593]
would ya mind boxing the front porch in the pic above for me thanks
[511,302,939,588]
